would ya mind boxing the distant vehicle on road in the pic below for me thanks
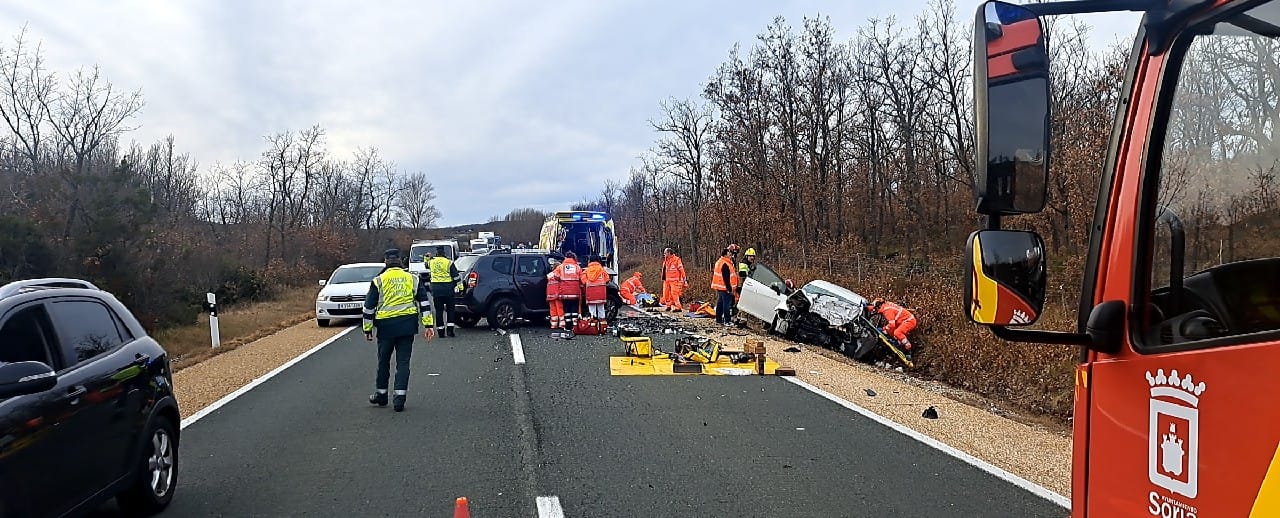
[408,239,460,276]
[315,262,385,327]
[0,278,181,517]
[454,249,623,329]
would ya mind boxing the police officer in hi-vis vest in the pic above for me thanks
[426,246,461,337]
[363,248,435,412]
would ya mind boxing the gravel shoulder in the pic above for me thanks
[172,321,352,416]
[670,313,1073,498]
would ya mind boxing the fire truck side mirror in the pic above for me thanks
[973,1,1050,216]
[964,229,1046,326]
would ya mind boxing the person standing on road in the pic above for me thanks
[711,244,741,327]
[363,248,435,412]
[550,251,583,335]
[660,248,688,312]
[583,256,609,325]
[427,246,461,338]
[546,256,564,329]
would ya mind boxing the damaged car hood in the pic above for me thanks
[800,280,867,326]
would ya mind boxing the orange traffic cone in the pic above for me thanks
[454,497,470,518]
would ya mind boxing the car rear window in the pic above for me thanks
[491,256,514,275]
[455,255,479,272]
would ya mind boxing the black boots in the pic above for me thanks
[369,392,388,407]
[447,326,456,338]
[392,395,406,412]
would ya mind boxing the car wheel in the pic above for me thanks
[317,319,330,327]
[456,315,480,328]
[605,294,623,323]
[488,298,519,329]
[117,415,178,515]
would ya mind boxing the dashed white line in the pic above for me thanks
[510,333,526,364]
[781,376,1070,509]
[180,326,356,430]
[536,496,564,518]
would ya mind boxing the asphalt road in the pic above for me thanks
[93,319,1066,518]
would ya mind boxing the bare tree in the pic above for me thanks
[395,171,440,229]
[651,97,714,260]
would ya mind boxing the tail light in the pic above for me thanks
[466,271,478,288]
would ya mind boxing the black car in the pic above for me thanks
[453,249,623,329]
[0,278,180,517]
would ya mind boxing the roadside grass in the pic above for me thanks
[154,288,327,372]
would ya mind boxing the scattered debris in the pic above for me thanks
[922,406,939,419]
[783,346,802,353]
[796,427,806,431]
[495,328,507,335]
[865,389,877,397]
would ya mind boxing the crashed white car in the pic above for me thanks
[737,264,876,353]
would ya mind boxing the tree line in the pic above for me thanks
[573,1,1132,416]
[0,28,441,328]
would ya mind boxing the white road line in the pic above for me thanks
[180,326,356,430]
[536,496,564,518]
[511,333,526,364]
[781,376,1071,510]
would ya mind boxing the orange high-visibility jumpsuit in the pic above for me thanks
[874,301,918,349]
[547,273,563,329]
[661,254,687,311]
[620,273,646,305]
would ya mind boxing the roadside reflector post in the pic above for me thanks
[207,292,221,349]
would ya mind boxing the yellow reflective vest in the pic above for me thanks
[428,256,455,284]
[362,267,433,333]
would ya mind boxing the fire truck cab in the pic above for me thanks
[964,1,1280,516]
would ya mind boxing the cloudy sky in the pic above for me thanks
[0,1,1140,226]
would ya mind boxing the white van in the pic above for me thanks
[408,240,460,275]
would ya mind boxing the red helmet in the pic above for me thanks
[727,243,740,253]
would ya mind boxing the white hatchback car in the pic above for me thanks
[315,263,386,327]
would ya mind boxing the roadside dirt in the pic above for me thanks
[173,321,351,417]
[667,312,1073,498]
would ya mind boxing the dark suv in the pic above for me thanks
[453,249,622,329]
[0,278,180,517]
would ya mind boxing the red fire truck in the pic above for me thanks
[964,1,1280,516]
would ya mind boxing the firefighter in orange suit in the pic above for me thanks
[546,256,563,329]
[660,248,688,312]
[619,271,646,305]
[550,251,583,334]
[868,297,917,350]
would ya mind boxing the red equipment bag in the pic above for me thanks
[573,317,607,335]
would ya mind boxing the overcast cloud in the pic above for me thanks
[0,1,1140,226]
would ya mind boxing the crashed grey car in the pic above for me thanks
[772,280,876,351]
